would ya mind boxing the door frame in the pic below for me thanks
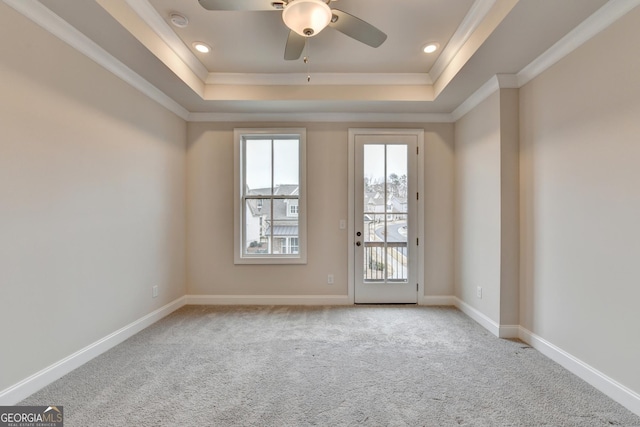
[348,128,425,304]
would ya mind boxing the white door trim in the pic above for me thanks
[348,128,425,304]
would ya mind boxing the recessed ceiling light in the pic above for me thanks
[169,13,189,28]
[422,43,439,54]
[193,42,211,54]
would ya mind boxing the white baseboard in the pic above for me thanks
[421,295,456,306]
[189,294,457,306]
[498,324,521,339]
[0,296,187,405]
[453,297,501,337]
[452,298,520,339]
[519,327,640,418]
[4,294,638,418]
[452,297,640,417]
[186,294,351,305]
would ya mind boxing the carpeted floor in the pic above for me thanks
[21,305,640,426]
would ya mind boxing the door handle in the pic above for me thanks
[356,241,362,246]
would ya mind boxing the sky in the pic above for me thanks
[245,139,408,190]
[245,139,299,190]
[364,144,407,182]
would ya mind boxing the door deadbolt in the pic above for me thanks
[356,231,362,236]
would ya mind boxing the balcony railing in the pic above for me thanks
[363,242,408,282]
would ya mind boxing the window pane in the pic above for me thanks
[273,237,286,255]
[386,214,408,282]
[364,213,385,243]
[387,214,407,243]
[386,144,407,214]
[365,247,386,281]
[363,234,385,283]
[244,199,269,255]
[271,197,299,254]
[363,144,385,213]
[245,139,272,195]
[274,139,299,188]
[364,215,386,279]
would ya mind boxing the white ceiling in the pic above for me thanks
[149,0,475,74]
[10,0,633,120]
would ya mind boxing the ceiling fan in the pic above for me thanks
[198,0,387,60]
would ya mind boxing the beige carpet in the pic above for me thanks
[21,305,640,426]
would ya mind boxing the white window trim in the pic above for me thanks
[234,128,307,264]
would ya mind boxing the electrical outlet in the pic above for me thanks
[327,274,334,284]
[476,286,482,299]
[152,285,159,298]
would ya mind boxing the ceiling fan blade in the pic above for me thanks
[328,9,387,48]
[284,30,306,60]
[198,0,281,11]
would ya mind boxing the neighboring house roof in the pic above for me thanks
[246,185,299,220]
[274,184,298,196]
[389,197,407,213]
[248,184,298,197]
[365,192,407,214]
[266,225,299,237]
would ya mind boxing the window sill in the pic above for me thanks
[234,255,307,265]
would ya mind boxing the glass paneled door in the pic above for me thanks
[354,133,418,303]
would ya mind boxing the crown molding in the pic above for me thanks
[127,0,491,88]
[188,112,454,123]
[5,0,639,123]
[495,73,519,88]
[126,0,434,88]
[451,0,640,121]
[3,0,190,120]
[429,0,497,82]
[517,0,640,87]
[450,74,516,121]
[206,73,433,86]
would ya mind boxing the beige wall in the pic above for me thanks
[0,4,187,391]
[520,7,640,393]
[454,92,502,322]
[454,88,519,326]
[499,89,520,326]
[6,0,638,407]
[186,122,454,298]
[423,125,456,297]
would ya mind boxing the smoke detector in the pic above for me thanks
[169,13,189,28]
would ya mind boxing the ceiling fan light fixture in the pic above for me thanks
[282,0,332,37]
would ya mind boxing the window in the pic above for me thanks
[289,237,299,254]
[287,201,299,217]
[273,237,300,255]
[234,129,307,264]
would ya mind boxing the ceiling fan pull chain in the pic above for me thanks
[305,58,310,83]
[304,39,311,83]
